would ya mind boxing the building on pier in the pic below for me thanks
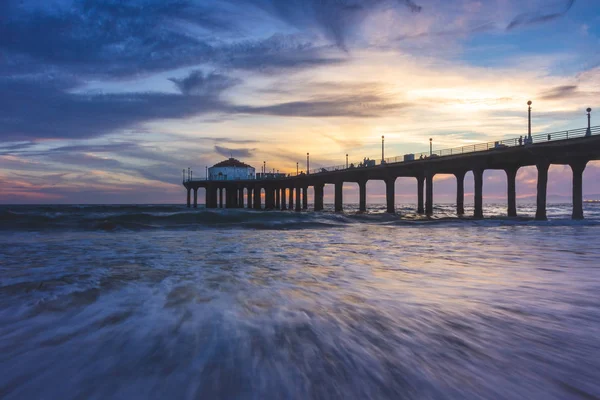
[209,158,255,181]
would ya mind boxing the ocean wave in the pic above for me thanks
[1,205,599,232]
[0,207,354,232]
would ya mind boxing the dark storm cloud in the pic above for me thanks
[0,0,358,142]
[507,0,575,30]
[237,95,410,118]
[243,0,421,49]
[214,146,255,158]
[540,85,579,100]
[0,0,347,80]
[0,77,229,141]
[0,0,226,78]
[0,67,407,141]
[169,70,239,95]
[217,34,345,72]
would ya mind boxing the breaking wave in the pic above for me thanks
[1,204,599,232]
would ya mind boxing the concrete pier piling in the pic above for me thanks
[473,169,484,219]
[358,180,367,212]
[425,171,434,216]
[535,161,550,221]
[302,187,308,210]
[253,185,261,209]
[505,167,518,217]
[416,175,424,214]
[571,161,586,220]
[385,178,395,214]
[455,171,465,216]
[314,184,324,211]
[335,182,343,212]
[280,188,287,210]
[295,186,301,212]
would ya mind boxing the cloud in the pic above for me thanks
[540,85,579,100]
[0,0,230,78]
[236,95,410,118]
[0,77,229,141]
[0,68,409,142]
[216,34,346,72]
[169,70,240,95]
[214,146,255,158]
[394,21,496,42]
[507,0,575,30]
[245,0,422,50]
[0,0,348,80]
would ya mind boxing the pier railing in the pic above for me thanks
[308,125,600,174]
[184,125,599,182]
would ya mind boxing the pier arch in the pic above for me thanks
[516,166,537,217]
[323,184,335,210]
[307,186,315,210]
[342,182,359,212]
[365,180,384,211]
[430,173,457,216]
[364,178,396,213]
[391,177,416,213]
[483,170,508,216]
[193,187,206,208]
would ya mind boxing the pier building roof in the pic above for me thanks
[211,158,253,169]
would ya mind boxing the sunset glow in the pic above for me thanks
[1,0,599,203]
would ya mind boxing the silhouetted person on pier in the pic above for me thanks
[518,136,523,146]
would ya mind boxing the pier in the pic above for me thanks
[183,125,600,220]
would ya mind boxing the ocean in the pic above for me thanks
[1,203,600,399]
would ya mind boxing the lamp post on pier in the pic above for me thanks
[182,169,185,183]
[381,135,385,162]
[307,153,310,174]
[206,166,208,180]
[263,161,266,176]
[429,138,432,156]
[296,162,299,176]
[527,100,532,142]
[346,154,348,169]
[586,108,592,137]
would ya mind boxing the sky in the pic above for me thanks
[1,0,600,204]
